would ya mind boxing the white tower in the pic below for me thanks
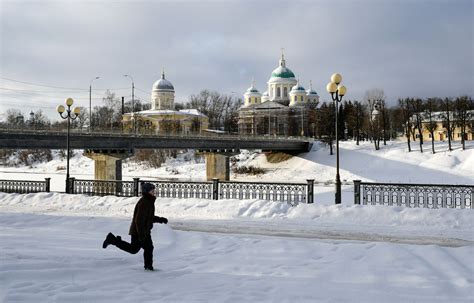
[267,50,297,104]
[243,79,262,107]
[151,70,175,110]
[289,79,306,107]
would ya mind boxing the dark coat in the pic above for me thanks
[129,193,157,240]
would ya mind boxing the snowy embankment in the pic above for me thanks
[2,212,472,303]
[0,191,472,246]
[0,140,473,302]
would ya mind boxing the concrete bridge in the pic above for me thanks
[0,129,312,181]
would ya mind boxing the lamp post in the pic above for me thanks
[326,73,347,205]
[124,74,135,134]
[57,98,80,193]
[89,76,100,133]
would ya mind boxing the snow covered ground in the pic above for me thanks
[0,140,473,302]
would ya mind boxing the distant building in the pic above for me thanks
[122,71,209,134]
[407,110,473,141]
[238,52,319,136]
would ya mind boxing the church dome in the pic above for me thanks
[291,82,305,93]
[306,80,319,97]
[152,71,174,91]
[271,66,296,79]
[244,80,262,97]
[267,52,297,84]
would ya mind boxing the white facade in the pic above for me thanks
[151,71,175,110]
[243,52,319,107]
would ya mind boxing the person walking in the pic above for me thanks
[102,182,168,271]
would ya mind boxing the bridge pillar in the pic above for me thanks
[204,153,229,181]
[199,150,239,181]
[83,150,132,180]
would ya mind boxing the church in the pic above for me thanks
[122,71,209,134]
[238,53,319,136]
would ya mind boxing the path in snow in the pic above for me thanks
[1,212,472,303]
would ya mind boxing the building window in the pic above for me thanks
[284,87,287,97]
[277,87,281,97]
[428,134,432,138]
[294,96,297,102]
[300,96,303,101]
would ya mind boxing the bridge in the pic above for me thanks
[0,129,312,181]
[0,129,311,151]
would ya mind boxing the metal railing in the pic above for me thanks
[69,178,135,197]
[219,180,312,206]
[354,180,473,209]
[0,128,309,142]
[68,177,314,205]
[0,178,50,194]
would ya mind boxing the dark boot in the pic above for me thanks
[102,232,117,249]
[144,266,154,271]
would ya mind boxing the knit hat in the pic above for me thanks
[141,182,156,194]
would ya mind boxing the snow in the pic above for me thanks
[0,140,473,302]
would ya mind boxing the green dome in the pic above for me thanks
[271,66,295,78]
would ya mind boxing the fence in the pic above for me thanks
[2,177,472,209]
[69,177,314,205]
[353,180,473,209]
[0,178,50,194]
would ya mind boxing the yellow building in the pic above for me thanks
[122,71,209,135]
[410,110,473,141]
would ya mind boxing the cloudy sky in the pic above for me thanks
[1,0,473,121]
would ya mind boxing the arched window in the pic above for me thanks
[277,87,281,97]
[283,87,288,97]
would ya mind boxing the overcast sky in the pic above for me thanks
[1,0,473,121]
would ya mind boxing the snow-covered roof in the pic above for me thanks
[252,101,288,109]
[179,109,208,117]
[123,109,207,118]
[411,110,473,123]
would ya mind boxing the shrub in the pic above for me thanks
[232,165,265,175]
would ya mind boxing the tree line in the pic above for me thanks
[2,89,243,134]
[315,91,473,154]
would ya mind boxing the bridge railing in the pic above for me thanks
[68,177,314,205]
[0,128,310,142]
[0,178,50,194]
[353,180,473,209]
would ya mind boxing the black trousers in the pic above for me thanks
[115,234,154,268]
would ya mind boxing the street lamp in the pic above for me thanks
[326,73,347,205]
[124,74,135,133]
[57,98,80,193]
[89,76,100,133]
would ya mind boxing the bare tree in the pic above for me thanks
[424,98,438,154]
[409,98,424,153]
[353,101,368,144]
[398,98,412,152]
[6,109,25,128]
[454,96,472,150]
[441,97,454,151]
[187,90,242,131]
